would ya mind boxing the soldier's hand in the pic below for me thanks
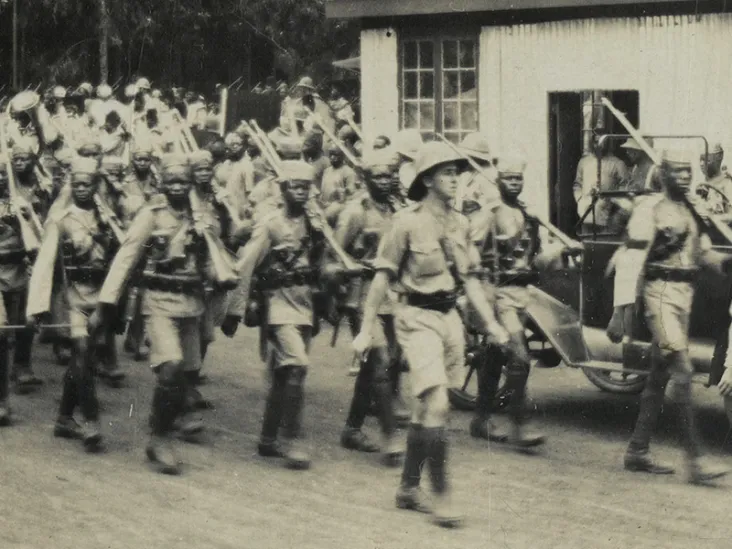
[719,366,732,397]
[485,321,509,347]
[606,306,627,344]
[220,314,241,338]
[352,329,372,355]
[28,312,50,331]
[87,308,105,336]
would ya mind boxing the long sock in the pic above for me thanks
[400,423,427,488]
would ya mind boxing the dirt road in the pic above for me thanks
[1,328,731,549]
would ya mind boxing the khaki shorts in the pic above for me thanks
[395,305,465,397]
[495,286,529,336]
[643,280,692,354]
[269,324,312,368]
[146,315,202,372]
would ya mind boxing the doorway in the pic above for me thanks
[548,90,639,235]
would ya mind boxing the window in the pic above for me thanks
[401,36,478,143]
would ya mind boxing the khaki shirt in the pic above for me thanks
[374,201,479,295]
[233,210,319,326]
[98,199,205,318]
[27,204,110,318]
[335,192,395,313]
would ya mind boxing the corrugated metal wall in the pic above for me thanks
[360,28,400,141]
[480,14,732,216]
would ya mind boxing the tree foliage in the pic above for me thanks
[0,0,358,92]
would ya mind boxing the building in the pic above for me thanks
[326,0,732,230]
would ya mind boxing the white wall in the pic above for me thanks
[360,27,399,144]
[479,14,732,216]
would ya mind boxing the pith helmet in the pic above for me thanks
[407,141,466,200]
[460,132,493,163]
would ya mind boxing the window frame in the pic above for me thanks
[398,31,480,142]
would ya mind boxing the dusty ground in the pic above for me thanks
[1,326,732,549]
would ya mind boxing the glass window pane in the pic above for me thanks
[420,102,435,131]
[443,72,459,99]
[460,102,478,131]
[404,102,419,129]
[459,40,475,68]
[403,41,417,69]
[444,102,459,130]
[444,132,461,144]
[443,40,458,69]
[460,71,476,98]
[419,72,434,99]
[419,41,434,68]
[404,72,418,99]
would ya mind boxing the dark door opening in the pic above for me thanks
[548,90,639,236]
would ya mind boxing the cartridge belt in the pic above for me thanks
[257,268,318,290]
[644,264,698,283]
[0,249,26,264]
[64,265,108,285]
[141,272,204,294]
[402,291,457,314]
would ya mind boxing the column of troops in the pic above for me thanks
[1,75,731,531]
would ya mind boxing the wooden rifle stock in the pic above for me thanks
[0,122,41,255]
[189,188,239,289]
[93,194,126,244]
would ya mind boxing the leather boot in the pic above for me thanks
[258,368,288,457]
[184,371,212,410]
[177,374,205,441]
[14,326,41,389]
[425,427,464,528]
[280,366,310,470]
[147,385,181,475]
[54,416,83,439]
[395,424,431,514]
[0,337,10,427]
[505,370,545,450]
[81,420,104,453]
[470,350,508,443]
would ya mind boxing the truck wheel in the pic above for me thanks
[447,365,511,412]
[582,367,646,394]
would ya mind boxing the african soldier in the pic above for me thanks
[27,156,115,452]
[333,150,403,466]
[231,160,331,471]
[89,154,214,474]
[353,141,509,528]
[467,156,580,448]
[617,149,730,484]
[698,143,732,221]
[319,142,359,224]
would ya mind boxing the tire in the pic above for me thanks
[582,367,646,394]
[447,365,511,413]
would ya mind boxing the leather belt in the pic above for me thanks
[644,265,698,283]
[257,269,318,290]
[0,249,26,264]
[402,291,457,314]
[64,266,107,285]
[142,273,204,294]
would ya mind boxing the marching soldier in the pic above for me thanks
[391,129,423,196]
[456,133,499,216]
[231,160,330,471]
[301,132,329,189]
[89,154,214,475]
[124,141,160,204]
[699,143,732,221]
[27,157,115,452]
[353,142,509,528]
[617,149,730,484]
[334,150,403,466]
[467,157,579,448]
[319,142,359,224]
[216,133,254,220]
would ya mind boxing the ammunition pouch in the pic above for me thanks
[64,265,108,285]
[256,267,318,291]
[141,272,204,294]
[402,290,458,314]
[644,264,698,284]
[0,248,26,265]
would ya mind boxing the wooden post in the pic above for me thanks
[99,0,109,84]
